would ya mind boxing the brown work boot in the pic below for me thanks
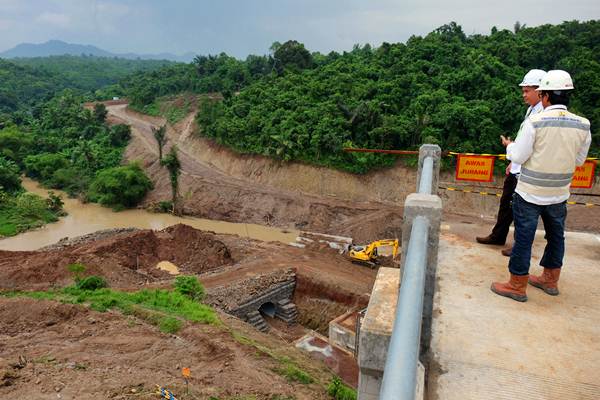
[491,274,528,302]
[501,247,512,257]
[476,235,505,245]
[529,268,561,296]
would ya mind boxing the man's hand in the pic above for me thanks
[506,162,512,176]
[500,135,513,147]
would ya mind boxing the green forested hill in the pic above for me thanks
[0,59,67,115]
[0,56,174,116]
[10,55,173,93]
[126,20,599,173]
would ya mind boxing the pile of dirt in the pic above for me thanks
[205,269,296,311]
[0,297,334,399]
[0,224,232,290]
[40,228,139,251]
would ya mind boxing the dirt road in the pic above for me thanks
[108,104,403,243]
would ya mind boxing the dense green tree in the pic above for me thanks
[161,146,181,214]
[0,125,34,166]
[24,153,70,182]
[93,103,108,123]
[108,124,132,147]
[88,162,153,208]
[0,156,21,193]
[273,40,314,74]
[11,93,136,198]
[153,125,167,161]
[190,20,600,172]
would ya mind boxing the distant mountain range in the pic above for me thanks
[0,40,195,62]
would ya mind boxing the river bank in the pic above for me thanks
[0,178,297,251]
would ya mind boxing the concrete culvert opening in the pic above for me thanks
[259,302,276,318]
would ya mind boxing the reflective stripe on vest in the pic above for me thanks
[531,119,590,130]
[520,167,573,187]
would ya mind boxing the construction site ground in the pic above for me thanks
[1,101,598,399]
[0,224,375,399]
[429,221,600,400]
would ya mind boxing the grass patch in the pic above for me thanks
[231,331,315,386]
[158,316,182,334]
[327,377,356,400]
[274,364,314,384]
[0,192,62,237]
[1,281,219,334]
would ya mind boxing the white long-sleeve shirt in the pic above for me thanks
[506,104,592,205]
[510,101,544,175]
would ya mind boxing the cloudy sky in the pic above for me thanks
[1,0,598,57]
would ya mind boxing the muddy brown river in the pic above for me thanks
[0,178,299,251]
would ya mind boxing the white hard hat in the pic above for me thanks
[536,70,574,91]
[519,69,546,87]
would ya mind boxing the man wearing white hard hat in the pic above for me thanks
[491,70,592,302]
[476,69,545,255]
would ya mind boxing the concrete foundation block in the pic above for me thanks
[329,309,361,354]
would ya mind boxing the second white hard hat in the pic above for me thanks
[519,69,546,87]
[536,70,574,91]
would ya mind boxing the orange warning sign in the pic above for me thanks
[455,155,495,182]
[571,160,596,189]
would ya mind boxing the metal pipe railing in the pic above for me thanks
[418,156,434,194]
[379,216,430,400]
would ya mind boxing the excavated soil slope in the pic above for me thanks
[110,105,403,243]
[0,298,334,399]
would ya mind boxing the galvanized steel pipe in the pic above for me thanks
[418,156,434,194]
[379,216,430,400]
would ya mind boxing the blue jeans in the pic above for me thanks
[508,193,567,276]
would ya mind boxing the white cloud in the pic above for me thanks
[92,1,131,34]
[0,18,14,30]
[36,12,70,28]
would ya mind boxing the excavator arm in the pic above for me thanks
[347,239,399,266]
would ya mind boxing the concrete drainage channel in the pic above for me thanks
[205,269,299,332]
[233,280,299,332]
[204,266,369,389]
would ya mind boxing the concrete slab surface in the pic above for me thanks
[429,222,600,400]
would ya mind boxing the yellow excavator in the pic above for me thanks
[346,239,399,267]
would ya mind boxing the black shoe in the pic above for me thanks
[476,235,505,245]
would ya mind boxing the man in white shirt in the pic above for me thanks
[491,70,592,302]
[476,69,545,256]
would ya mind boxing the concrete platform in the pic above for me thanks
[429,222,600,399]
